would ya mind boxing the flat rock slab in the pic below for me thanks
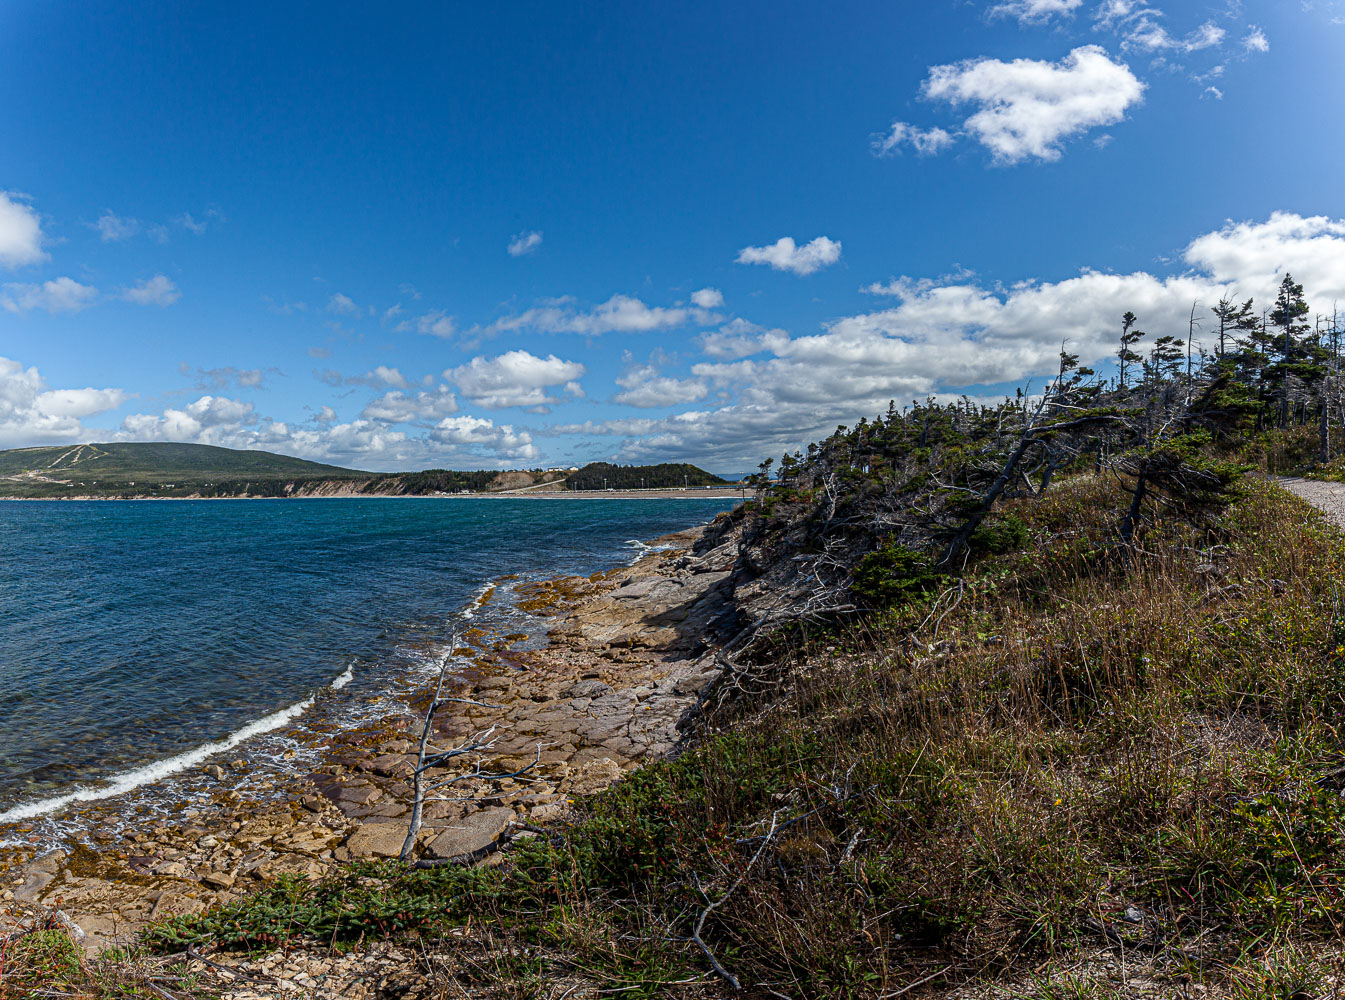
[561,757,622,795]
[423,807,516,860]
[345,823,409,859]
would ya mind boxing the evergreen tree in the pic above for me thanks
[1269,274,1312,426]
[1211,295,1256,357]
[1118,311,1146,390]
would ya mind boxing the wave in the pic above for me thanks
[0,665,350,825]
[461,580,497,620]
[623,538,677,565]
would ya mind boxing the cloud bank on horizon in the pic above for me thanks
[1,1,1339,471]
[6,204,1345,469]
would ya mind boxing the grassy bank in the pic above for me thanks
[9,469,1345,997]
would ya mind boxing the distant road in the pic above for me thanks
[0,485,751,502]
[486,486,747,500]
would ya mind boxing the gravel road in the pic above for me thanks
[1278,477,1345,528]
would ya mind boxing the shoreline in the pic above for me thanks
[0,488,746,502]
[0,511,742,957]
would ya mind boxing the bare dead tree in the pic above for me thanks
[399,635,543,862]
[937,393,1126,569]
[690,807,785,991]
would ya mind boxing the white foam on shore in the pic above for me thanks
[623,538,677,565]
[461,580,496,619]
[0,677,336,824]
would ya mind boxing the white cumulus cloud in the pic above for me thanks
[2,277,98,314]
[121,275,180,306]
[987,0,1083,24]
[508,230,543,256]
[736,236,842,276]
[95,212,140,242]
[432,415,538,461]
[448,351,586,409]
[327,293,360,315]
[613,365,709,408]
[871,122,957,157]
[416,310,456,338]
[0,357,127,446]
[489,294,703,336]
[361,387,459,423]
[691,287,724,309]
[0,193,47,268]
[920,46,1144,164]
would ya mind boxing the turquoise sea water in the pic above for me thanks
[0,497,736,821]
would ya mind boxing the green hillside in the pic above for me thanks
[565,461,727,490]
[0,443,731,498]
[0,442,367,498]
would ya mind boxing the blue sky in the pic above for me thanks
[3,0,1345,472]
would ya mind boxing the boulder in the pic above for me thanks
[198,871,235,890]
[344,823,409,859]
[563,679,612,699]
[673,670,718,696]
[530,801,569,824]
[561,757,622,796]
[423,807,516,860]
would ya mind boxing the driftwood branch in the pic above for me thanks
[400,634,543,861]
[401,636,458,862]
[691,807,785,991]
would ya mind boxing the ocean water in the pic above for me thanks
[0,497,736,822]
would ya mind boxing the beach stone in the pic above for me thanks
[673,670,718,695]
[199,871,235,890]
[561,757,622,795]
[423,807,515,860]
[148,891,205,920]
[613,577,670,600]
[530,801,569,824]
[422,800,466,822]
[366,753,414,778]
[344,823,408,859]
[343,800,407,821]
[563,679,612,699]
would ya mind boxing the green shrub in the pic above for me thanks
[969,513,1030,555]
[851,540,943,608]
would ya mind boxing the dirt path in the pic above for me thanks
[1278,477,1345,526]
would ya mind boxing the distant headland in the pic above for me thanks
[0,442,736,500]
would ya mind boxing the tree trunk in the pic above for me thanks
[1321,395,1331,464]
[1119,473,1147,546]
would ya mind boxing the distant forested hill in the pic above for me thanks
[0,442,367,497]
[0,443,726,498]
[565,462,727,490]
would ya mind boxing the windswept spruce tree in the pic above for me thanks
[738,274,1344,618]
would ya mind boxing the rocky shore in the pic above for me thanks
[0,513,742,994]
